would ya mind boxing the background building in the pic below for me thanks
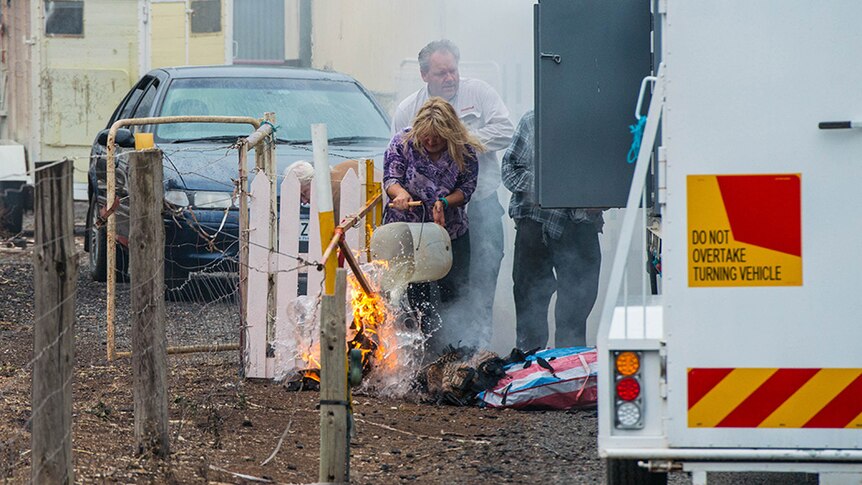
[0,0,532,198]
[1,0,542,351]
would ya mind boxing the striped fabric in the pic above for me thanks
[478,347,598,410]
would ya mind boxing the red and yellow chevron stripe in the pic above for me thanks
[688,368,862,428]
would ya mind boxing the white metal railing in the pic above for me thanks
[597,63,666,345]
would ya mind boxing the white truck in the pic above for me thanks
[597,1,862,484]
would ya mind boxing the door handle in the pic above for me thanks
[540,52,562,64]
[635,76,658,120]
[818,121,862,129]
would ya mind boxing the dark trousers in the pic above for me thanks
[407,231,471,357]
[513,218,601,349]
[466,194,505,347]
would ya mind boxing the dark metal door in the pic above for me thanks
[535,0,652,208]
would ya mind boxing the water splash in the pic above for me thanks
[271,260,428,399]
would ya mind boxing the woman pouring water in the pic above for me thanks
[383,97,484,355]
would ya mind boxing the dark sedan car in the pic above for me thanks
[86,65,391,292]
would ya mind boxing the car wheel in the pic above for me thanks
[88,200,108,282]
[606,459,667,485]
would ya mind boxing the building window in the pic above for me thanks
[45,0,83,37]
[191,0,221,34]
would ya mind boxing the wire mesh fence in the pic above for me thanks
[0,105,374,478]
[0,155,232,478]
[0,128,322,480]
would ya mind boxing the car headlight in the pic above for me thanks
[192,191,234,209]
[165,190,190,207]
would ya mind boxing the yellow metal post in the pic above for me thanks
[319,217,337,295]
[364,159,376,261]
[373,181,383,229]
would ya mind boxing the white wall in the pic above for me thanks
[309,1,535,353]
[310,1,630,353]
[310,0,534,121]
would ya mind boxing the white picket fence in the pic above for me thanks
[244,162,382,379]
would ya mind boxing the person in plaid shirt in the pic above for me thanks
[502,110,604,349]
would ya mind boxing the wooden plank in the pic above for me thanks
[277,168,303,375]
[31,158,76,484]
[246,173,271,378]
[129,149,169,458]
[319,269,348,483]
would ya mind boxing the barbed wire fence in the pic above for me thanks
[0,115,339,482]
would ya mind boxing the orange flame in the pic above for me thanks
[347,273,392,373]
[300,350,321,382]
[289,268,391,385]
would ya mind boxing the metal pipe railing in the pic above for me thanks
[105,115,262,361]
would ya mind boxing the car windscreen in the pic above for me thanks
[154,77,391,143]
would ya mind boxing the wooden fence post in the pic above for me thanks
[32,158,76,484]
[319,268,349,483]
[129,149,169,457]
[238,142,249,376]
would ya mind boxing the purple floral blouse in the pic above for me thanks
[383,129,479,240]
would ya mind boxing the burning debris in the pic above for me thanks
[416,345,507,406]
[273,294,322,388]
[347,274,388,374]
[274,261,425,398]
[274,270,599,411]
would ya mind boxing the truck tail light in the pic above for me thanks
[615,351,640,376]
[613,351,644,429]
[616,402,641,427]
[616,377,641,401]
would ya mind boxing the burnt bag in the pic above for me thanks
[477,347,598,410]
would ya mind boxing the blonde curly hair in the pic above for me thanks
[402,97,485,172]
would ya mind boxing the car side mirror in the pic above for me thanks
[96,128,136,149]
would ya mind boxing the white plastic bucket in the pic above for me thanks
[370,222,453,292]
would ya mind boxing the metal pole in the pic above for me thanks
[105,115,261,361]
[116,342,240,359]
[264,113,278,345]
[364,159,375,262]
[238,142,249,373]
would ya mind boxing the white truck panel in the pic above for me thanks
[663,0,862,449]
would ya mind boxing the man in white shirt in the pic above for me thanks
[392,39,514,348]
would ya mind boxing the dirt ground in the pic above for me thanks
[0,205,820,484]
[0,209,610,485]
